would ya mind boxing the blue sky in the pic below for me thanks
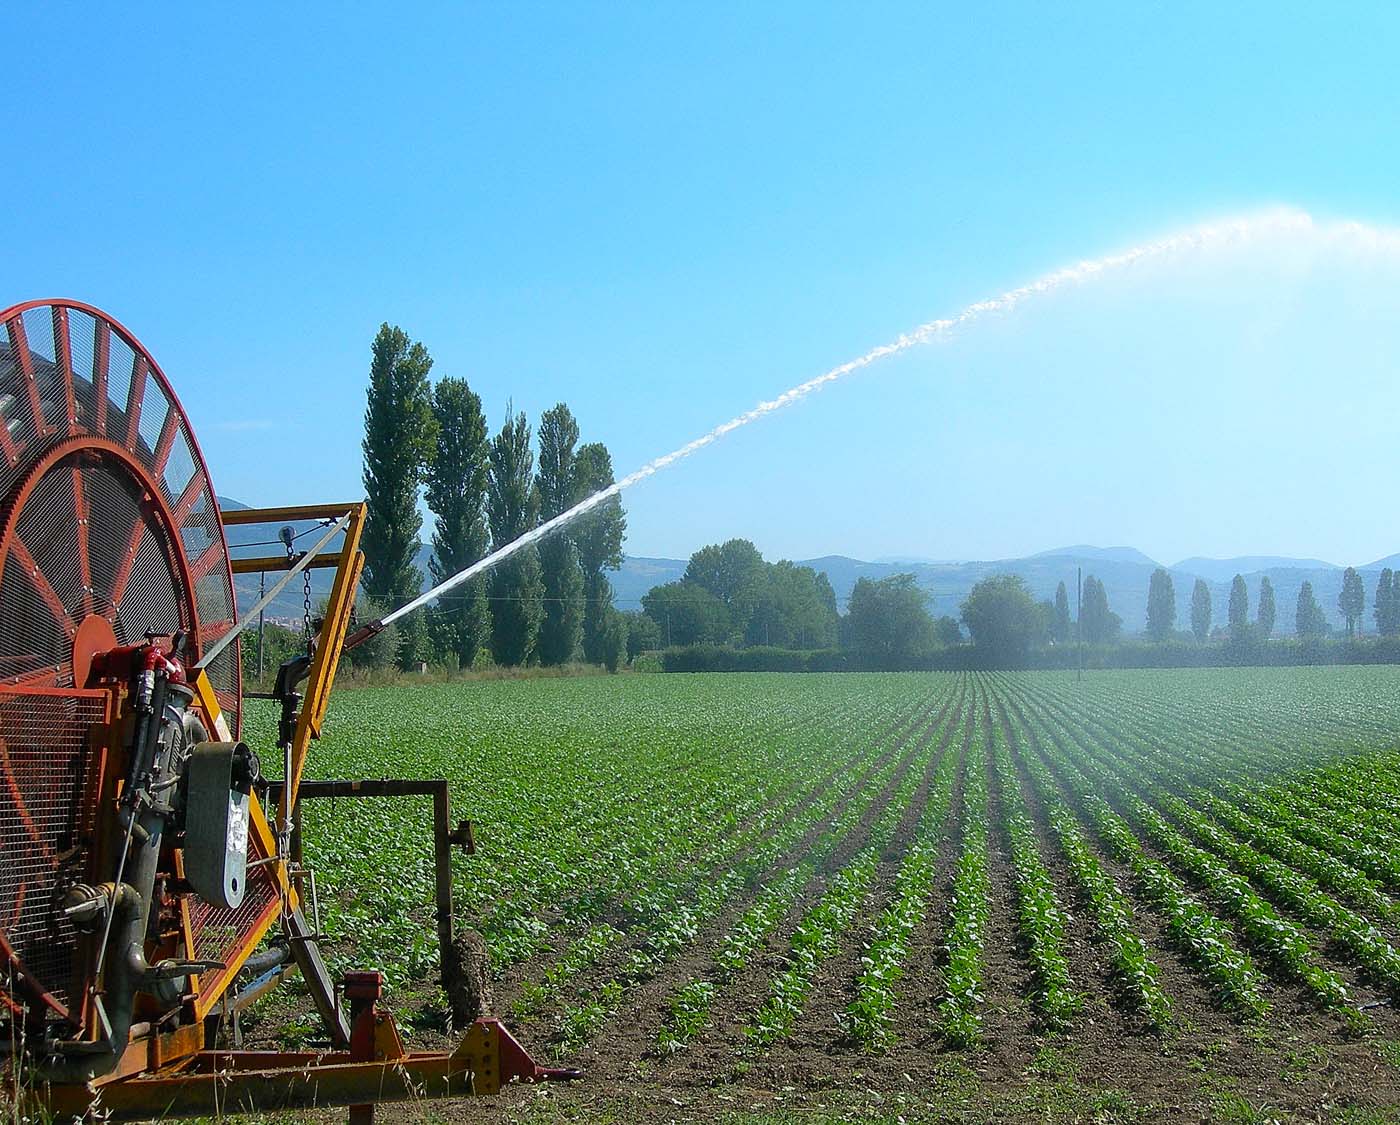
[6,3,1400,568]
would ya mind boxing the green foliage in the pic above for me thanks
[1052,581,1071,646]
[241,621,304,687]
[361,324,438,605]
[487,405,544,665]
[1340,566,1366,637]
[960,574,1042,665]
[643,581,731,646]
[1228,575,1250,641]
[1376,568,1398,636]
[934,615,963,647]
[623,610,662,660]
[684,539,766,609]
[601,609,628,672]
[1145,568,1175,642]
[1297,579,1327,638]
[1191,578,1212,643]
[572,442,627,662]
[425,376,491,667]
[247,664,1400,1092]
[660,645,847,672]
[1256,576,1276,639]
[1079,575,1120,644]
[742,561,840,648]
[536,404,585,665]
[847,573,934,666]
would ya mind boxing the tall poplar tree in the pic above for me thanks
[573,442,627,663]
[1375,568,1396,635]
[1145,568,1176,641]
[1080,575,1120,644]
[1052,581,1071,645]
[1228,575,1249,641]
[1339,567,1365,637]
[487,406,544,665]
[1297,580,1326,638]
[1190,578,1212,642]
[534,405,585,665]
[425,377,491,667]
[1256,575,1276,639]
[362,325,438,608]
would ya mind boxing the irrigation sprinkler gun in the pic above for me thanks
[0,301,577,1123]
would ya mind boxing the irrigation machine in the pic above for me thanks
[0,300,574,1121]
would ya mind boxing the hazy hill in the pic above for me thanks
[1031,545,1161,567]
[1170,556,1339,583]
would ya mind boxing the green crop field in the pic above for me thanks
[243,668,1400,1123]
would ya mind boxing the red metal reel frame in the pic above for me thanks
[0,436,199,681]
[0,299,241,726]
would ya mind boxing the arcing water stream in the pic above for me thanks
[375,207,1399,629]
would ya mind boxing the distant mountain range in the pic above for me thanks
[214,500,1394,637]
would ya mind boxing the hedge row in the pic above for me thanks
[656,637,1400,673]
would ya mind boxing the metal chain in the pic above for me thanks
[281,526,314,647]
[303,567,313,648]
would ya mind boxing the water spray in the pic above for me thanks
[344,206,1396,649]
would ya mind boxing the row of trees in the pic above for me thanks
[1147,565,1389,643]
[360,324,628,670]
[958,564,1400,666]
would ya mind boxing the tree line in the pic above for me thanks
[356,323,629,671]
[639,548,1400,673]
[956,563,1400,667]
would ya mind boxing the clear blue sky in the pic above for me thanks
[6,3,1400,568]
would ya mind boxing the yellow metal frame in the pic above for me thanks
[220,502,366,823]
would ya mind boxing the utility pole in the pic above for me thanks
[1076,566,1083,683]
[666,610,671,648]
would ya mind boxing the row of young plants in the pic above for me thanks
[512,692,922,1016]
[983,694,1079,1028]
[557,681,960,1051]
[740,689,958,1048]
[288,675,921,987]
[1029,674,1400,1011]
[1002,689,1268,1018]
[1010,677,1360,1018]
[1163,794,1400,1001]
[1040,674,1400,928]
[521,684,945,1007]
[937,698,991,1047]
[653,680,970,1055]
[837,690,968,1049]
[986,688,1171,1028]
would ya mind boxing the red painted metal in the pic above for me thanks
[72,464,92,616]
[6,314,48,441]
[123,353,146,451]
[484,1018,583,1084]
[51,306,76,435]
[151,401,181,479]
[8,536,73,633]
[92,314,109,433]
[0,393,16,466]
